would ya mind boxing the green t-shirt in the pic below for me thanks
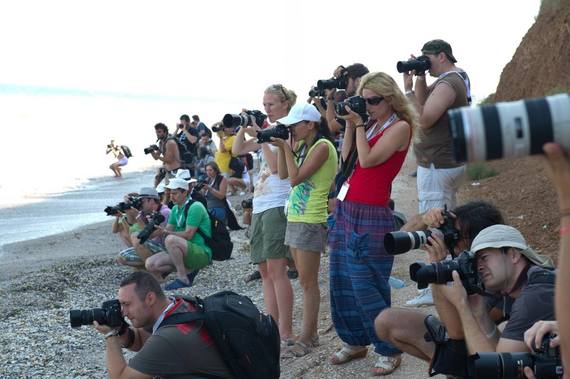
[286,138,338,224]
[168,200,212,256]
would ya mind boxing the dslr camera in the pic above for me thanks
[335,96,368,121]
[384,206,460,256]
[409,250,482,295]
[223,110,267,129]
[241,198,253,210]
[396,56,431,74]
[309,86,325,98]
[137,211,166,244]
[256,124,290,144]
[104,196,143,216]
[143,144,160,155]
[316,73,349,91]
[470,333,564,379]
[69,299,125,328]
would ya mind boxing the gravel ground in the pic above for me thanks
[0,158,445,378]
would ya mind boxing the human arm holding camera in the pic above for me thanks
[273,137,329,187]
[340,106,410,168]
[543,142,570,369]
[203,176,228,200]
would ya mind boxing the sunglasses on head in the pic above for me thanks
[364,96,384,105]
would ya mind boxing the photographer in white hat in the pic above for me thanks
[434,224,555,366]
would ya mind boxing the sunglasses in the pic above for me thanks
[364,96,384,105]
[269,84,289,101]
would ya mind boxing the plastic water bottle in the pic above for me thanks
[389,276,405,289]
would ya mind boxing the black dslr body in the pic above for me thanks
[396,56,431,74]
[143,144,160,155]
[223,110,267,129]
[70,300,124,328]
[470,334,563,379]
[137,211,166,244]
[409,251,482,295]
[335,96,367,120]
[104,196,143,216]
[256,124,290,144]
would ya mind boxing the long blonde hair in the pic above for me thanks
[357,72,419,132]
[264,84,297,112]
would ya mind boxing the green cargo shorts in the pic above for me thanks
[250,207,290,264]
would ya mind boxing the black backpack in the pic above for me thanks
[120,145,133,158]
[160,291,281,379]
[169,135,196,165]
[183,200,233,261]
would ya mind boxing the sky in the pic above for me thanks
[0,0,540,106]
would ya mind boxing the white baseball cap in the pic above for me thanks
[165,178,189,191]
[277,103,321,125]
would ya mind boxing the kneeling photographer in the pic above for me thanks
[89,271,233,378]
[116,188,171,269]
[145,178,212,290]
[424,225,554,377]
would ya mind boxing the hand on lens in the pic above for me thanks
[523,366,537,379]
[437,270,468,308]
[338,106,364,126]
[524,320,559,352]
[269,137,286,148]
[424,235,447,263]
[93,321,113,335]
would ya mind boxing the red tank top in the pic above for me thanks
[345,124,410,206]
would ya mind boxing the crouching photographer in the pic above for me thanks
[116,188,171,270]
[83,271,233,378]
[396,224,555,378]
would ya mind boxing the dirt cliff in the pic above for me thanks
[460,0,570,262]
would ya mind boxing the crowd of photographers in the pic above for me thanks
[81,38,570,378]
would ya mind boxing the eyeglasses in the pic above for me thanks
[364,96,384,105]
[268,84,289,101]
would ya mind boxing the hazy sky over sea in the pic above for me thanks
[0,0,540,104]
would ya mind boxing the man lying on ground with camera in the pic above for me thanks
[144,178,212,290]
[382,224,555,378]
[116,188,171,270]
[93,271,233,379]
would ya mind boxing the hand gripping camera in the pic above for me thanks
[137,211,166,244]
[69,300,125,328]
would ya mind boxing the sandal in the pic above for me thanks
[371,354,402,376]
[244,270,261,283]
[330,344,368,365]
[164,278,191,291]
[286,341,312,358]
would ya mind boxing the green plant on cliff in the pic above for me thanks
[545,86,570,96]
[467,162,498,181]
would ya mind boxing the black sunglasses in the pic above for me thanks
[364,96,384,105]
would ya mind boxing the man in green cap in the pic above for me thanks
[403,39,471,215]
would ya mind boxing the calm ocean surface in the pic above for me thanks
[0,84,240,247]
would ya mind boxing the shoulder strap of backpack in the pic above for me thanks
[183,199,212,242]
[527,268,556,286]
[159,311,205,328]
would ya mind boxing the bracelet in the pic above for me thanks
[405,90,414,96]
[560,226,570,235]
[561,209,570,218]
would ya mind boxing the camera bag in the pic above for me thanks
[183,200,233,261]
[159,291,281,379]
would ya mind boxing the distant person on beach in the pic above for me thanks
[106,140,128,177]
[116,188,171,269]
[150,123,181,189]
[93,271,233,378]
[145,178,212,290]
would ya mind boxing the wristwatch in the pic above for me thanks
[104,329,120,339]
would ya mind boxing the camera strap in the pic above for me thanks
[366,113,398,141]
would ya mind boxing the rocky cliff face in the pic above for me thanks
[494,0,570,101]
[461,1,570,260]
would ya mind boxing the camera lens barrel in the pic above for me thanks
[384,230,432,255]
[450,93,570,163]
[69,308,105,328]
[471,352,534,379]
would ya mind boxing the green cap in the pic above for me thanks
[421,39,457,63]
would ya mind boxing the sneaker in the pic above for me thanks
[405,287,434,307]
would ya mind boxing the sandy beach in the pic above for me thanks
[0,158,445,379]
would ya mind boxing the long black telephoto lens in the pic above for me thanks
[222,114,246,128]
[384,230,432,255]
[317,78,338,90]
[69,308,105,328]
[396,58,431,73]
[471,352,534,379]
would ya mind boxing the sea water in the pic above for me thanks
[0,85,242,246]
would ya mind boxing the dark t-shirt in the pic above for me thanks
[501,266,555,341]
[129,299,233,378]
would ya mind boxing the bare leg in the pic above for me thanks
[116,256,145,269]
[145,252,175,282]
[164,235,189,283]
[131,235,155,262]
[375,308,434,362]
[291,248,321,345]
[266,258,293,340]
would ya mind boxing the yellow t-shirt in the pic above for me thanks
[214,135,236,174]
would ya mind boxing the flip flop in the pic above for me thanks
[330,344,368,365]
[371,354,402,376]
[164,278,191,291]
